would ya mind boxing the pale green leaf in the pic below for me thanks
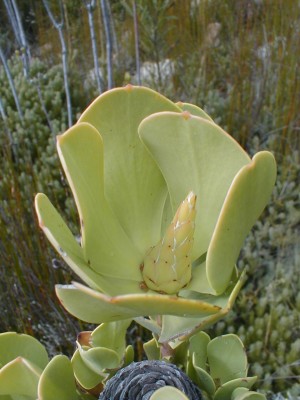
[189,331,210,370]
[91,320,131,359]
[124,345,134,366]
[134,317,161,335]
[71,350,105,390]
[231,387,266,400]
[38,355,78,400]
[187,360,215,396]
[0,358,41,397]
[0,333,48,370]
[214,377,257,400]
[187,260,216,295]
[78,346,120,373]
[143,338,160,361]
[55,282,220,324]
[79,86,181,254]
[36,193,141,296]
[139,112,250,262]
[207,151,276,294]
[35,193,104,291]
[150,386,189,400]
[57,122,142,283]
[207,334,248,385]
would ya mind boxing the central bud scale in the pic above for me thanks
[141,192,196,294]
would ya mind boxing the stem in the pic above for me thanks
[100,0,114,89]
[133,0,141,85]
[42,0,72,127]
[3,0,31,77]
[85,0,103,93]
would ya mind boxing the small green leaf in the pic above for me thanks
[0,332,48,370]
[231,387,266,400]
[71,349,105,390]
[143,338,161,361]
[214,377,257,400]
[78,345,120,373]
[91,320,131,359]
[207,334,248,385]
[0,358,41,397]
[38,355,78,400]
[124,345,134,366]
[187,359,216,396]
[150,386,190,400]
[189,331,210,370]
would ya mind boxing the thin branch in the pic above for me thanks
[84,0,103,93]
[11,0,31,71]
[42,0,73,127]
[3,0,31,77]
[100,0,114,89]
[0,43,23,121]
[133,0,141,85]
[3,0,20,43]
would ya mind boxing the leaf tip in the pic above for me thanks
[182,111,191,120]
[124,83,134,92]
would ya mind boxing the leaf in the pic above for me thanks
[38,355,78,400]
[55,282,221,324]
[149,386,190,400]
[231,387,266,400]
[71,350,105,390]
[206,151,277,294]
[139,112,250,263]
[207,334,248,385]
[187,360,216,396]
[57,122,142,283]
[79,86,181,254]
[124,345,134,367]
[0,332,48,370]
[143,338,161,361]
[78,346,120,372]
[189,331,210,370]
[0,358,41,397]
[214,377,257,400]
[91,320,131,359]
[35,193,104,292]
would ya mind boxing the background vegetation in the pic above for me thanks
[0,0,299,397]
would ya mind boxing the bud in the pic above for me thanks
[141,192,196,294]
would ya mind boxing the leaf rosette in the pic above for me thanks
[35,86,276,342]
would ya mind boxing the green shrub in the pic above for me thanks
[0,55,89,355]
